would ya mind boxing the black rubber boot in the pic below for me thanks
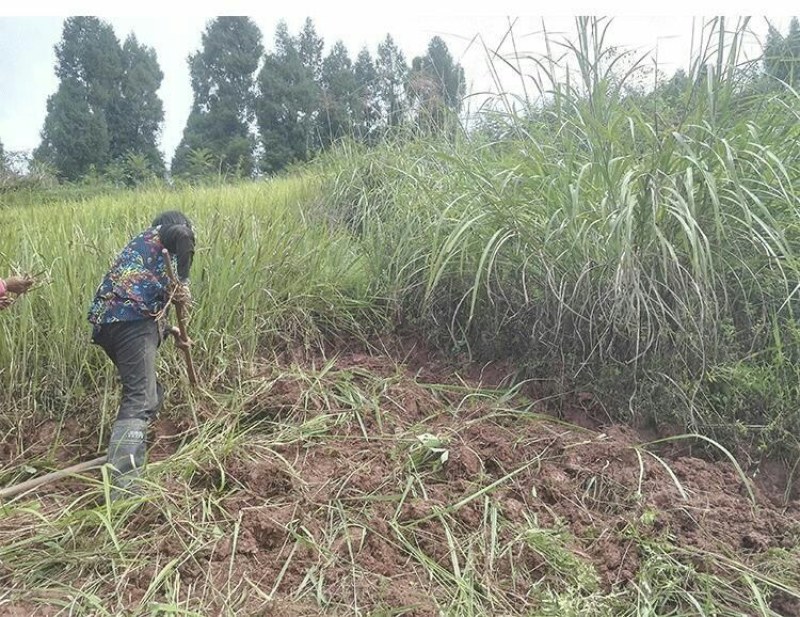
[107,418,148,501]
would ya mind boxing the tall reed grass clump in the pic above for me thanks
[318,18,800,458]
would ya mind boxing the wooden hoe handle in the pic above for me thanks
[0,456,108,500]
[162,249,198,387]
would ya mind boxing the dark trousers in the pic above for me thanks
[93,319,164,422]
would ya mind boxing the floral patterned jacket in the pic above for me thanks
[88,225,193,333]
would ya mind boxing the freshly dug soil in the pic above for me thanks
[1,338,798,616]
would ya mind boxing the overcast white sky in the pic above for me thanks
[0,3,793,164]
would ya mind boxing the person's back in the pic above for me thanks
[89,213,194,331]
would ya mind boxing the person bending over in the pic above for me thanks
[88,210,194,499]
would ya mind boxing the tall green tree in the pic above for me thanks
[35,17,166,181]
[408,36,466,133]
[35,17,122,180]
[319,41,358,147]
[353,48,380,143]
[54,16,123,112]
[36,77,111,180]
[297,18,325,150]
[172,17,263,179]
[298,18,324,82]
[376,35,409,131]
[256,21,319,173]
[108,35,166,176]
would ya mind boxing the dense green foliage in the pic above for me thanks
[256,21,320,173]
[376,34,410,131]
[409,36,467,133]
[254,22,465,174]
[171,17,264,180]
[34,17,165,181]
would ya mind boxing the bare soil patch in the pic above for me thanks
[1,337,799,615]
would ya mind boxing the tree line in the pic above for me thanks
[11,16,465,184]
[3,17,798,187]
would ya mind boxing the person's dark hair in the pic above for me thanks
[154,210,196,281]
[152,210,193,230]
